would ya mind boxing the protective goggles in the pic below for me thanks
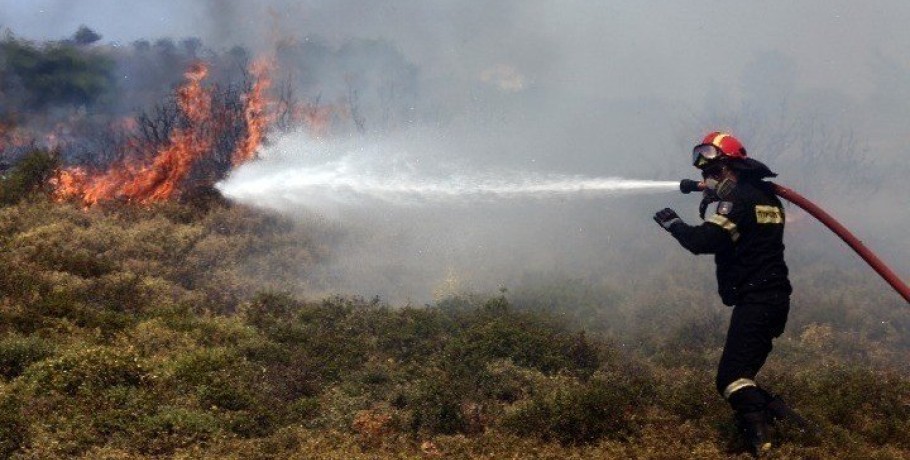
[692,143,722,168]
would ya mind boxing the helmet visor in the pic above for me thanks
[692,143,721,168]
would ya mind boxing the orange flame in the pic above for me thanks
[58,62,213,205]
[52,167,90,201]
[55,59,275,206]
[232,58,274,166]
[116,62,214,203]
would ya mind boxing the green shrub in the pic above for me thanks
[287,396,321,422]
[242,291,300,332]
[0,149,60,205]
[373,306,449,363]
[31,292,135,333]
[501,370,644,445]
[168,346,268,420]
[224,410,277,438]
[408,371,467,435]
[170,347,243,385]
[665,309,727,353]
[23,345,145,395]
[656,368,726,421]
[478,359,542,403]
[197,381,257,412]
[18,223,117,277]
[444,297,602,380]
[311,386,373,432]
[136,406,222,454]
[0,333,55,380]
[508,275,625,336]
[799,366,910,446]
[0,391,28,458]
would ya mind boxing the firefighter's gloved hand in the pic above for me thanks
[654,208,682,231]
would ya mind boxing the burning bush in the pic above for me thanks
[1,28,420,208]
[53,59,273,205]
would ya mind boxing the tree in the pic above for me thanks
[181,38,203,58]
[0,36,115,109]
[72,25,101,46]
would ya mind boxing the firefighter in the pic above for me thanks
[652,132,807,456]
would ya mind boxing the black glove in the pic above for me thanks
[653,208,682,231]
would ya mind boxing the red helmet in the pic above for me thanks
[692,131,747,168]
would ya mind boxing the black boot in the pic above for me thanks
[765,396,819,435]
[736,411,773,457]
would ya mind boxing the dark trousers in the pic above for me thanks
[716,297,790,414]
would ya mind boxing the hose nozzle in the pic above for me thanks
[680,179,705,194]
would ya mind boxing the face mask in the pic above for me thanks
[703,175,735,199]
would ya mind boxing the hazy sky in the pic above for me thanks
[4,2,909,174]
[2,1,909,103]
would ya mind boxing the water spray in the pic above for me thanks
[223,173,679,205]
[216,140,680,211]
[680,179,910,303]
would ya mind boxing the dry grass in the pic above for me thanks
[0,181,907,459]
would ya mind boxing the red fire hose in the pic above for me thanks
[769,182,910,303]
[681,179,910,303]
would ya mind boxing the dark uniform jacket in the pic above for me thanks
[668,180,792,306]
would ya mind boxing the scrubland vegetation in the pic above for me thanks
[0,153,907,459]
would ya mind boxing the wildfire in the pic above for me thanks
[55,60,274,206]
[232,58,274,166]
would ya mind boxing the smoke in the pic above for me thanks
[215,131,681,301]
[3,1,909,299]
